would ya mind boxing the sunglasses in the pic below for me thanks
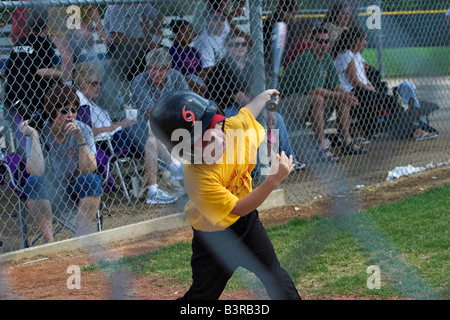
[314,38,330,44]
[228,41,248,47]
[58,108,78,115]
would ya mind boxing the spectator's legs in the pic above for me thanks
[308,94,327,149]
[280,93,339,161]
[335,102,352,145]
[157,141,176,166]
[24,176,53,243]
[144,135,159,187]
[77,195,101,237]
[144,135,178,204]
[274,112,297,163]
[69,174,103,237]
[26,199,54,243]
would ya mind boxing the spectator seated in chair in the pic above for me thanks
[168,18,207,95]
[75,62,182,205]
[18,85,102,243]
[333,26,438,141]
[279,27,366,163]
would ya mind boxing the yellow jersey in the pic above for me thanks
[184,108,266,232]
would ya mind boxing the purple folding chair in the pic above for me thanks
[0,153,30,248]
[0,151,109,249]
[77,104,141,202]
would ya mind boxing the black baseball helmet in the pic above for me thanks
[150,90,225,151]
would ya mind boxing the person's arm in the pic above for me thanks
[18,120,46,176]
[308,87,359,107]
[244,89,280,119]
[231,151,294,216]
[36,67,62,79]
[345,59,376,91]
[66,122,97,174]
[91,122,121,137]
[131,75,154,118]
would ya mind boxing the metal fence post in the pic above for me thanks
[376,0,384,77]
[249,0,269,180]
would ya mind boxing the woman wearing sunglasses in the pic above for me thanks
[18,85,102,243]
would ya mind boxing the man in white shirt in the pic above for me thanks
[194,8,229,76]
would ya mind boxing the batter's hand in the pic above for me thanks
[268,151,294,184]
[245,89,280,119]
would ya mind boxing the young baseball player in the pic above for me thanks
[150,89,301,300]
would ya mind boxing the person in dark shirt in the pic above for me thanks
[5,7,61,118]
[168,18,206,95]
[5,7,61,150]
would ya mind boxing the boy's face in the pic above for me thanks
[192,123,226,162]
[355,35,368,52]
[311,32,330,57]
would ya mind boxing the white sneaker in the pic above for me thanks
[146,188,178,204]
[294,161,306,171]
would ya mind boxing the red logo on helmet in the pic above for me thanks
[182,105,195,127]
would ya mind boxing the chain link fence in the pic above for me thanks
[0,0,448,254]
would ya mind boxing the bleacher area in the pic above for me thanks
[0,15,251,72]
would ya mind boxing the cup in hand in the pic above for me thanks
[126,109,138,120]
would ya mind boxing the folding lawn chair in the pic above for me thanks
[0,151,114,248]
[77,104,143,203]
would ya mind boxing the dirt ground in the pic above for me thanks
[1,164,448,300]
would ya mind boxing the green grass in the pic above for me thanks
[85,184,450,299]
[362,46,450,78]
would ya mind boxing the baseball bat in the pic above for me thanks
[265,22,288,111]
